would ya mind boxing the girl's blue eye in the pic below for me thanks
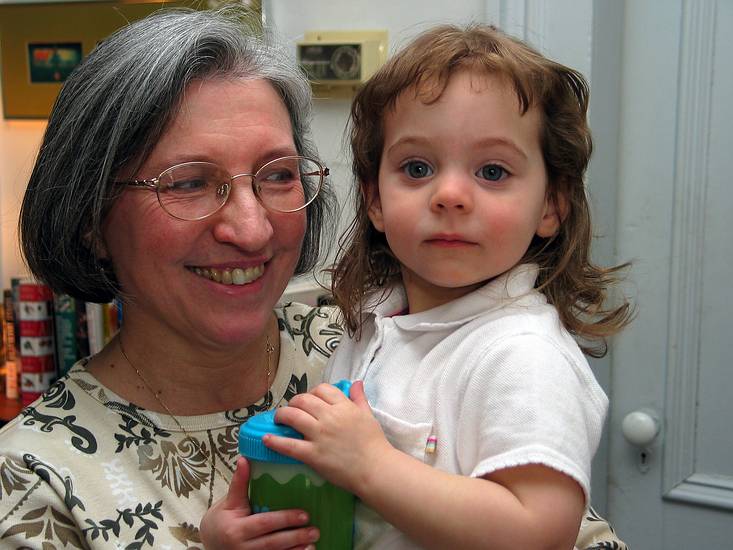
[403,160,433,179]
[478,164,507,181]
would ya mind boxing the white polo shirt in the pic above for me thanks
[326,264,608,549]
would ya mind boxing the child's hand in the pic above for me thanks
[265,380,392,494]
[199,456,320,549]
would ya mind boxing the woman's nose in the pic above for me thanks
[429,173,474,212]
[211,178,273,248]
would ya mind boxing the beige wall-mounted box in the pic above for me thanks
[297,30,387,95]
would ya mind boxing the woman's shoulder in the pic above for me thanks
[0,371,103,455]
[0,373,106,541]
[0,369,228,548]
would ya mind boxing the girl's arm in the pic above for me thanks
[199,457,320,550]
[268,382,585,550]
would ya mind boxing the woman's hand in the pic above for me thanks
[264,381,392,495]
[199,457,319,550]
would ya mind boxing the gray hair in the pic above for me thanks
[20,7,334,303]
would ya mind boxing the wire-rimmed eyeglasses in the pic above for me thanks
[117,155,328,221]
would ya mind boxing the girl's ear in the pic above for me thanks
[536,191,568,238]
[364,182,385,232]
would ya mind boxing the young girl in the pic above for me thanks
[201,24,632,550]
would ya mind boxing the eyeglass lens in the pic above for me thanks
[156,157,322,220]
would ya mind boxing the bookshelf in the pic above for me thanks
[0,281,314,422]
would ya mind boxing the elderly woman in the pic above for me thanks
[0,8,626,550]
[1,8,333,548]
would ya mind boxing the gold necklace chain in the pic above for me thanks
[117,332,276,485]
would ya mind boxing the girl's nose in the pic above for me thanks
[429,173,474,212]
[211,178,274,249]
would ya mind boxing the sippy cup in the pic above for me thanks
[239,380,355,549]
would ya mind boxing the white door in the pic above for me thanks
[608,1,733,547]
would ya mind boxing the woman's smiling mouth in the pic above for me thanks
[187,264,265,285]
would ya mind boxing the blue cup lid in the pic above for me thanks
[239,380,352,465]
[239,409,303,464]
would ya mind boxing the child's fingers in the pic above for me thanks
[285,390,334,416]
[263,433,312,461]
[243,512,319,547]
[310,382,349,403]
[221,457,252,513]
[275,398,322,432]
[349,380,372,412]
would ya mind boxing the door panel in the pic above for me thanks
[695,0,733,477]
[609,0,733,546]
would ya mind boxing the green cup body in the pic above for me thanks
[249,460,355,549]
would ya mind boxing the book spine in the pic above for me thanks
[0,299,4,363]
[53,294,78,377]
[75,300,90,358]
[18,280,56,405]
[103,300,121,344]
[117,298,124,330]
[10,277,22,376]
[0,299,5,396]
[3,290,18,400]
[85,302,104,355]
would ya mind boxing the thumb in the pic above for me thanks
[349,380,371,412]
[222,456,252,512]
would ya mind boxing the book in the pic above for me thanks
[0,300,5,395]
[85,300,121,355]
[53,294,78,377]
[75,300,90,359]
[85,302,105,355]
[18,279,56,405]
[10,277,22,371]
[3,290,18,400]
[102,300,120,344]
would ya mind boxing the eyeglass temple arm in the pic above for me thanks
[120,179,159,189]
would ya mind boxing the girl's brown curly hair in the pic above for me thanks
[331,24,633,357]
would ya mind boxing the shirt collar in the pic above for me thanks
[366,263,541,331]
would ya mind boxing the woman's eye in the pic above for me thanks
[478,164,508,182]
[261,169,296,183]
[170,177,208,192]
[402,160,433,179]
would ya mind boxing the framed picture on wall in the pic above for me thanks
[0,1,261,119]
[27,43,83,84]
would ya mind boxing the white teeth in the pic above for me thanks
[232,268,246,285]
[191,265,264,286]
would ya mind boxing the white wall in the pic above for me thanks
[0,99,44,287]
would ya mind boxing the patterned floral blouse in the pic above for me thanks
[0,303,341,549]
[0,303,627,549]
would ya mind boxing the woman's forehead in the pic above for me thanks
[149,79,296,164]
